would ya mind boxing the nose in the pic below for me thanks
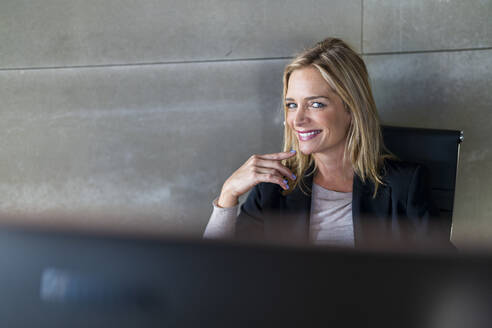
[294,105,309,127]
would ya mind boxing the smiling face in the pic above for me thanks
[285,66,352,157]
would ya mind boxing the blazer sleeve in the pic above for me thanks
[406,164,455,249]
[406,164,436,222]
[235,185,265,241]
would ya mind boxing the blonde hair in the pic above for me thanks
[282,38,392,197]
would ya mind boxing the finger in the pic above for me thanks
[258,150,296,161]
[254,173,290,190]
[254,159,296,180]
[255,167,283,177]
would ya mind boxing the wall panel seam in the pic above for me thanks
[2,47,490,72]
[0,57,294,72]
[363,47,492,56]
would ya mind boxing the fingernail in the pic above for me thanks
[290,149,296,153]
[292,174,296,180]
[283,179,288,185]
[285,184,289,190]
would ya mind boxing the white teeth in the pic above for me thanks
[299,130,321,137]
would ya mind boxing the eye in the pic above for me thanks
[310,102,325,109]
[285,102,297,111]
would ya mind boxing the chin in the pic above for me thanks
[298,145,316,155]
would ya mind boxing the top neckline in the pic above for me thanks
[312,183,352,195]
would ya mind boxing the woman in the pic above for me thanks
[204,38,443,248]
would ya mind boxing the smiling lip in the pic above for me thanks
[296,129,322,141]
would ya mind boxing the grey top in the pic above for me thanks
[309,183,353,247]
[204,183,354,247]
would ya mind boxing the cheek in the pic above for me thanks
[341,111,352,128]
[332,108,351,127]
[334,113,352,137]
[285,112,295,128]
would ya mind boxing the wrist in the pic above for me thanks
[218,188,239,208]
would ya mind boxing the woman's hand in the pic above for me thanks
[218,150,297,208]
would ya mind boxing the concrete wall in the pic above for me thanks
[0,0,490,247]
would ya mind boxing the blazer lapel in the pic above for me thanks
[285,173,313,240]
[352,175,392,247]
[266,172,313,243]
[352,175,364,247]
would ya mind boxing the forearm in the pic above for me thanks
[203,197,238,239]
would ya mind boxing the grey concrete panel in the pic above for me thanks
[363,0,492,53]
[364,49,492,248]
[0,0,360,69]
[0,60,289,235]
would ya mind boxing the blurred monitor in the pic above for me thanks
[0,225,491,328]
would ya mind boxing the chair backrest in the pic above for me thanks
[381,125,463,237]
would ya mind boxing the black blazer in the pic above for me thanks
[235,159,449,248]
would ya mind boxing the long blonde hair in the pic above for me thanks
[282,38,392,197]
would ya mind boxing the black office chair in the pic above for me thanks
[381,125,463,239]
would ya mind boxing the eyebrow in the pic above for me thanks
[285,96,330,101]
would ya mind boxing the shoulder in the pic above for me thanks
[381,158,426,185]
[380,158,431,198]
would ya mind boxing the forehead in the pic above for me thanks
[286,66,334,97]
